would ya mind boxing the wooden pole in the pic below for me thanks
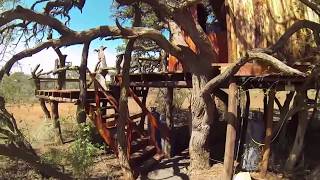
[285,91,309,171]
[138,87,149,131]
[77,42,90,124]
[164,87,173,157]
[260,89,275,178]
[223,81,238,180]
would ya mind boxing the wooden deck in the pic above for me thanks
[35,64,312,103]
[35,89,107,103]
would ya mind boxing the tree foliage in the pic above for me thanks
[0,72,35,103]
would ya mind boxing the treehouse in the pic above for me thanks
[169,0,319,75]
[33,0,320,179]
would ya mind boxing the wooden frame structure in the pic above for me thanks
[35,63,316,178]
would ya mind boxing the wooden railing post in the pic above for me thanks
[223,80,238,180]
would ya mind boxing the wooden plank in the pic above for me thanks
[129,81,192,88]
[223,81,238,180]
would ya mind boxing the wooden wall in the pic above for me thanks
[226,0,319,64]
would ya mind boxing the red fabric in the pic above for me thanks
[207,31,228,63]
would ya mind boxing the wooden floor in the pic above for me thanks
[36,66,313,103]
[35,89,105,103]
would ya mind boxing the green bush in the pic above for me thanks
[41,148,64,167]
[66,123,99,178]
[0,72,36,103]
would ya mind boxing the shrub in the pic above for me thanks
[41,148,64,167]
[66,123,99,178]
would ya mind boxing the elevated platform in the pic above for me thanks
[35,89,106,103]
[36,68,311,103]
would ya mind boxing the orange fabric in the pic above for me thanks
[168,55,183,72]
[207,31,228,63]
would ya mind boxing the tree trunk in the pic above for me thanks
[40,100,51,119]
[285,91,309,171]
[77,42,90,124]
[51,50,66,144]
[31,69,51,119]
[164,87,173,157]
[189,74,215,171]
[222,81,238,180]
[117,39,135,180]
[260,89,275,178]
[50,101,62,144]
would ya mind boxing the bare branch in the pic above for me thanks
[299,0,320,16]
[201,50,306,96]
[270,20,320,52]
[0,23,181,81]
[0,5,74,35]
[0,41,53,80]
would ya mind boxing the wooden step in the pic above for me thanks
[100,106,116,110]
[102,114,118,119]
[129,145,156,167]
[130,137,150,154]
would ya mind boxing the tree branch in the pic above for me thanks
[270,20,320,52]
[0,23,181,81]
[299,0,320,16]
[201,50,306,96]
[0,5,74,35]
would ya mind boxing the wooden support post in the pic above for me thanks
[164,87,173,157]
[51,101,62,144]
[77,42,90,124]
[223,81,238,180]
[138,87,149,131]
[260,89,275,178]
[101,101,107,123]
[285,91,309,171]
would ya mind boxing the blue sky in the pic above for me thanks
[23,0,123,53]
[6,0,125,73]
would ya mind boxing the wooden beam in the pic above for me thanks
[260,89,276,178]
[129,81,192,88]
[223,80,238,180]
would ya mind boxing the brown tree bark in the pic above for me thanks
[189,74,215,171]
[117,38,135,180]
[77,42,90,124]
[115,4,141,179]
[222,81,238,180]
[50,101,63,144]
[285,91,309,171]
[260,89,275,178]
[31,65,51,119]
[164,87,173,157]
[51,49,66,144]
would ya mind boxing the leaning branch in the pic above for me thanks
[201,50,306,96]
